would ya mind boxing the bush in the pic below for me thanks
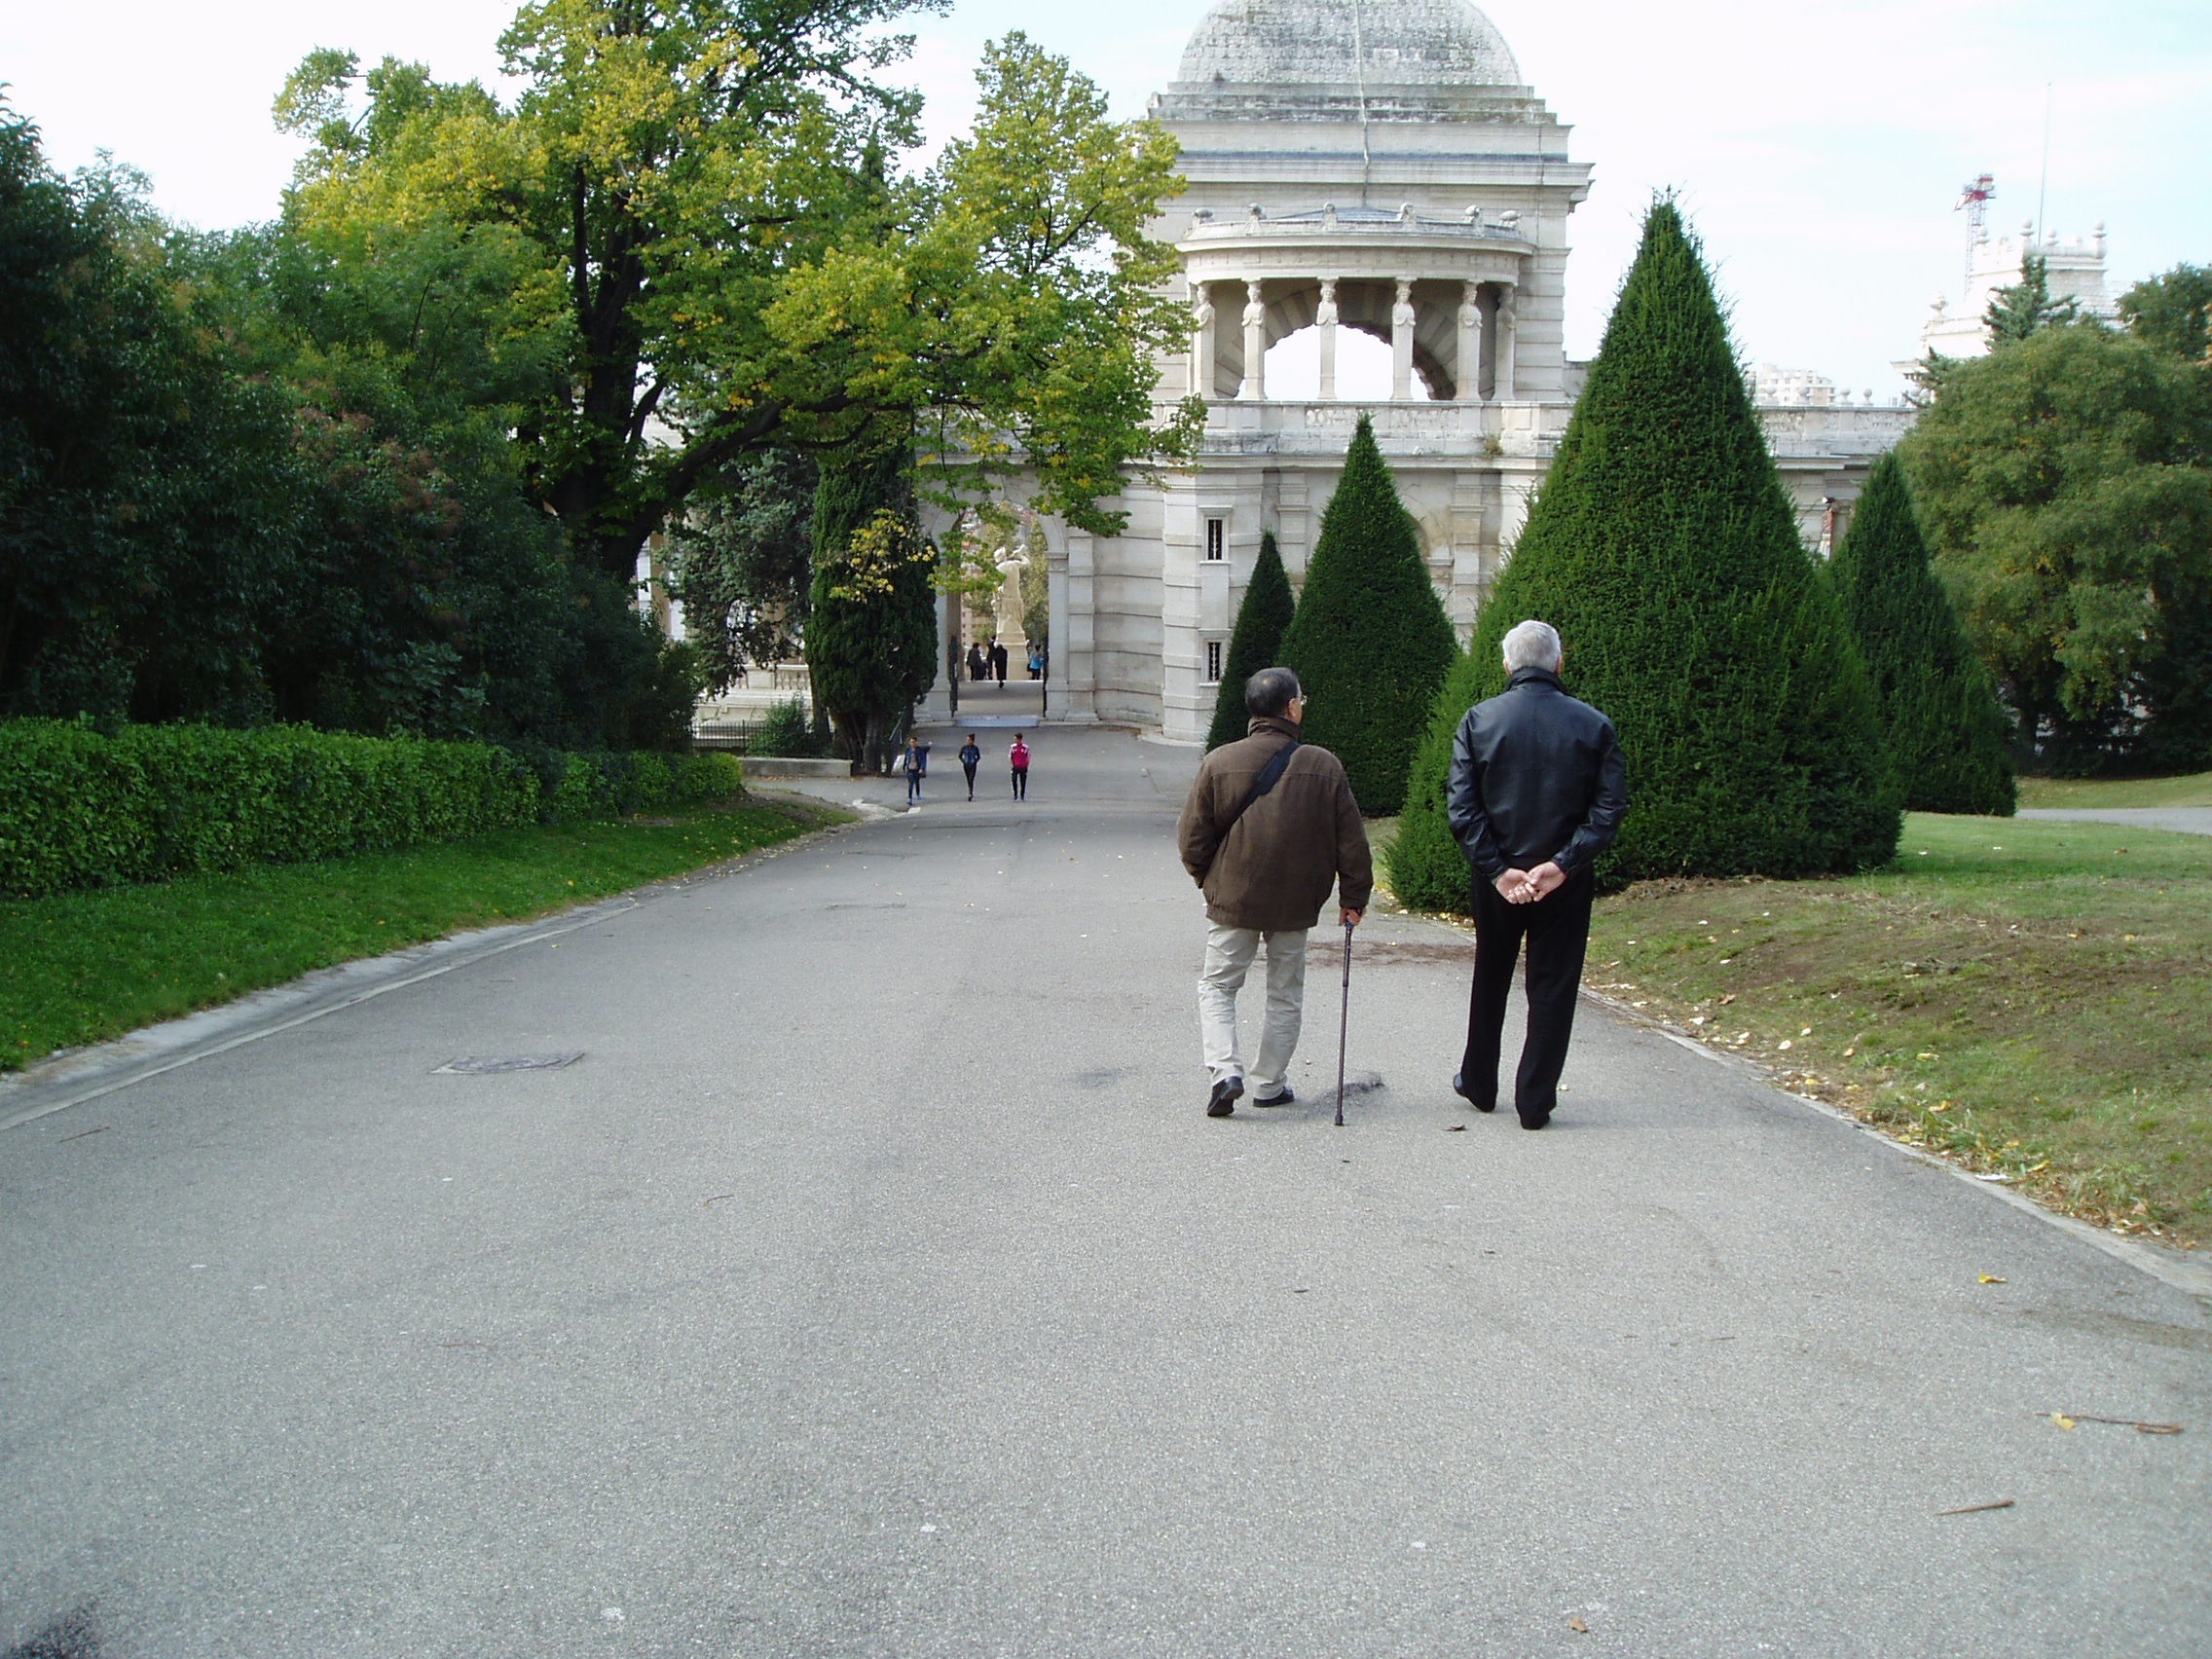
[1205,532,1298,751]
[0,720,537,898]
[539,750,746,824]
[1827,454,2015,815]
[752,697,819,757]
[1385,649,1492,914]
[1391,202,1898,904]
[1277,416,1457,813]
[0,721,748,897]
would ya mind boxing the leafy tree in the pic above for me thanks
[2120,265,2212,364]
[668,449,820,694]
[0,113,302,725]
[1391,201,1897,906]
[1,99,691,749]
[1902,322,2212,773]
[807,443,936,770]
[279,17,1198,584]
[1277,417,1456,813]
[1985,253,2080,347]
[1204,531,1296,750]
[1826,454,2015,814]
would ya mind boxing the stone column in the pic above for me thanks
[1316,276,1340,401]
[1391,278,1417,401]
[1238,280,1267,401]
[1189,282,1216,400]
[1494,284,1519,402]
[1457,280,1482,402]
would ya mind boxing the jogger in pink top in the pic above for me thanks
[1009,737,1030,800]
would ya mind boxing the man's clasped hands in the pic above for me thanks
[1493,861,1567,905]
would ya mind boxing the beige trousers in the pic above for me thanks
[1198,923,1310,1096]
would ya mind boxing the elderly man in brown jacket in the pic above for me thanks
[1177,666,1373,1118]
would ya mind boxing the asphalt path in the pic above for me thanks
[2019,806,2212,837]
[3,727,2207,1657]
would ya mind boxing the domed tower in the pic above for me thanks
[1154,0,1588,408]
[924,2,1598,741]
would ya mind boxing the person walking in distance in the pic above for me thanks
[902,733,930,805]
[1446,619,1629,1129]
[1176,667,1372,1118]
[958,734,982,801]
[1009,735,1031,800]
[992,640,1010,687]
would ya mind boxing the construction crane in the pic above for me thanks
[1955,173,1996,292]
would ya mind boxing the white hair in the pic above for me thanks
[1501,619,1564,674]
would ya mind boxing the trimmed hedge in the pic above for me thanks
[1391,202,1899,906]
[1278,416,1457,813]
[1205,532,1298,752]
[0,721,747,898]
[1827,454,2016,815]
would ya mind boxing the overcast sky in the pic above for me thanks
[5,0,2206,395]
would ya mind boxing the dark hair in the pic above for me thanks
[1245,666,1302,719]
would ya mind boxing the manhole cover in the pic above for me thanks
[435,1053,585,1074]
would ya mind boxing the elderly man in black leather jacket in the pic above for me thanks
[1445,619,1629,1128]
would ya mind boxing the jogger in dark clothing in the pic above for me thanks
[958,736,981,800]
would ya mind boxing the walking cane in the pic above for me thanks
[1334,916,1354,1127]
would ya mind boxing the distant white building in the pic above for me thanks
[909,0,1911,741]
[1920,219,2119,361]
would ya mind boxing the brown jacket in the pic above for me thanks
[1177,717,1374,932]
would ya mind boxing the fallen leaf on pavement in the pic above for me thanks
[2050,1413,2078,1430]
[1567,1616,1589,1634]
[1936,1498,2014,1516]
[1447,1124,1466,1132]
[1979,1274,2007,1284]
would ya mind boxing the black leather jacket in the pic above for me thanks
[1445,667,1629,880]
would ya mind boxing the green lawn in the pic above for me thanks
[2018,769,2212,809]
[2,797,838,1073]
[1584,815,2212,1247]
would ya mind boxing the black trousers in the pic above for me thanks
[1012,766,1028,799]
[962,761,978,798]
[1460,866,1595,1124]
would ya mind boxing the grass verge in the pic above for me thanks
[2018,770,2212,809]
[2,795,840,1073]
[1368,811,2211,1246]
[1583,815,2211,1247]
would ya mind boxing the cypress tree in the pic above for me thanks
[1389,201,1898,903]
[806,443,937,772]
[1277,417,1456,813]
[1204,531,1297,750]
[1827,453,2015,815]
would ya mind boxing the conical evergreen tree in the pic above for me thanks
[1389,201,1898,903]
[1827,453,2015,815]
[1276,417,1456,813]
[1204,531,1297,751]
[807,443,937,772]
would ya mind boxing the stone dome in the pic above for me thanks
[1174,0,1524,92]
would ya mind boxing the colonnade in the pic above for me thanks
[1188,275,1519,402]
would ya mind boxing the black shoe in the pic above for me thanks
[1206,1077,1244,1118]
[1252,1086,1295,1107]
[1520,1111,1551,1131]
[1452,1072,1497,1113]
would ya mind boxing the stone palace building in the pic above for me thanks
[923,0,1915,740]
